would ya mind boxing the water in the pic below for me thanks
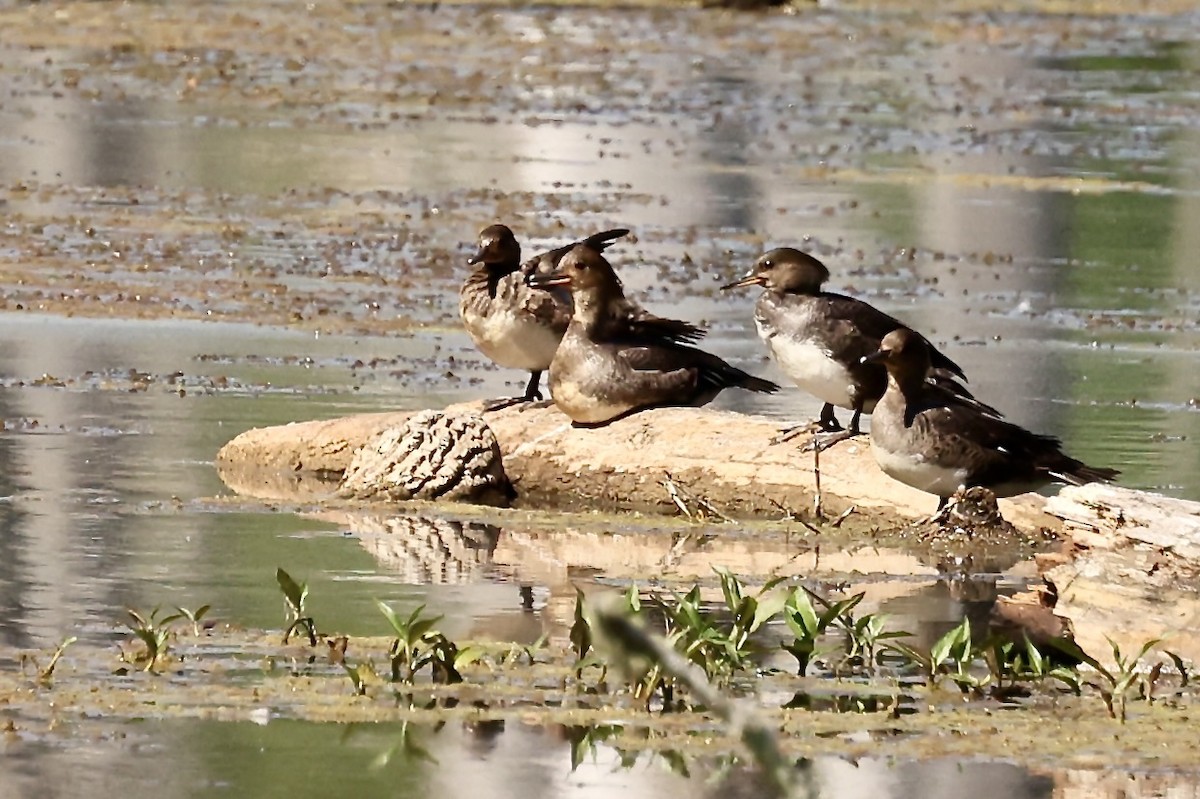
[0,717,1069,798]
[2,0,1200,791]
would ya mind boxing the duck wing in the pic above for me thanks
[818,291,967,381]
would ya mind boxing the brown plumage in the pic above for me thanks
[459,224,631,409]
[864,328,1119,510]
[723,247,973,444]
[528,246,778,426]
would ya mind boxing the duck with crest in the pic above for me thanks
[528,245,779,425]
[460,223,630,411]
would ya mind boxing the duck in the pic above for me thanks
[528,245,779,425]
[460,224,629,411]
[723,247,969,449]
[863,327,1119,511]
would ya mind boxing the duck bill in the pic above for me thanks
[860,350,889,365]
[466,247,486,266]
[527,272,572,289]
[720,274,765,291]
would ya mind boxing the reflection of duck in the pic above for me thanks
[460,224,629,410]
[355,515,500,584]
[723,248,968,449]
[864,328,1119,511]
[529,246,778,425]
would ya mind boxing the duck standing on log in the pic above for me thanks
[528,246,779,426]
[461,224,629,411]
[863,327,1120,511]
[723,247,969,451]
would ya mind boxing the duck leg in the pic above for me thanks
[801,406,866,453]
[769,403,841,445]
[483,371,552,412]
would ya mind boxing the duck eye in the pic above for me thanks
[763,259,773,269]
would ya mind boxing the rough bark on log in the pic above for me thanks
[1044,483,1200,665]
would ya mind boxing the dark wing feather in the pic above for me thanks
[909,383,1115,486]
[612,299,706,345]
[819,291,967,381]
[617,341,777,394]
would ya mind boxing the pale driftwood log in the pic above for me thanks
[216,402,1057,529]
[1044,483,1200,665]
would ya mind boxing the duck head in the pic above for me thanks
[468,224,521,268]
[721,247,831,294]
[862,327,932,383]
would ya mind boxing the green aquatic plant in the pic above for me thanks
[838,608,911,677]
[376,600,475,685]
[175,604,211,637]
[886,617,984,694]
[716,569,788,665]
[781,588,860,676]
[343,663,368,696]
[123,607,183,673]
[276,568,317,645]
[1053,636,1164,722]
[586,594,796,797]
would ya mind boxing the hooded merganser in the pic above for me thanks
[863,328,1119,511]
[461,224,629,411]
[723,247,969,449]
[529,246,778,425]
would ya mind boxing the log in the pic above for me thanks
[215,402,1057,530]
[1044,484,1200,664]
[216,404,1200,668]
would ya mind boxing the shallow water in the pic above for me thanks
[2,0,1200,790]
[0,716,1078,798]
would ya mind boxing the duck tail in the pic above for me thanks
[737,374,780,394]
[1050,462,1120,486]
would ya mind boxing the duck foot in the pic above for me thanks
[769,421,824,446]
[516,399,555,412]
[800,429,862,453]
[482,395,536,413]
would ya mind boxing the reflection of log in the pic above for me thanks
[216,403,1055,530]
[1044,484,1200,664]
[337,513,500,584]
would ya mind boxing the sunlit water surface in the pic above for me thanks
[2,1,1200,793]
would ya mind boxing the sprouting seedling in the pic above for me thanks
[1010,634,1083,695]
[124,607,183,673]
[571,587,593,665]
[376,600,448,684]
[782,587,860,676]
[276,568,317,645]
[175,604,211,637]
[35,636,77,685]
[343,663,368,696]
[886,617,981,693]
[1053,636,1163,723]
[842,611,912,676]
[716,569,788,664]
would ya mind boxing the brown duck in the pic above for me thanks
[460,224,629,411]
[529,246,778,425]
[863,328,1119,510]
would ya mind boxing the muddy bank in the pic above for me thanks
[215,402,1058,530]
